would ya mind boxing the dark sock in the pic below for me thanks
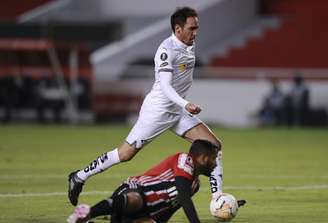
[90,199,113,218]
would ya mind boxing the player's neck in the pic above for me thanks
[172,33,190,48]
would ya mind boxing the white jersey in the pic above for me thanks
[126,33,201,149]
[144,33,196,113]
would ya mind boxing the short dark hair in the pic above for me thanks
[170,7,198,33]
[189,139,219,157]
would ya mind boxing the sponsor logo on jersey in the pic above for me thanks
[160,52,168,61]
[160,62,168,67]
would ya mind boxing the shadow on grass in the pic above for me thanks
[16,216,247,223]
[15,219,59,223]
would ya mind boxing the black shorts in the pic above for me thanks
[110,183,148,223]
[110,181,179,223]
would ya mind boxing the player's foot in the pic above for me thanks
[237,199,247,207]
[67,204,90,223]
[68,170,85,206]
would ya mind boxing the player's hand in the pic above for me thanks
[185,103,202,114]
[237,199,247,207]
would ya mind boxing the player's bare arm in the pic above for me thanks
[175,176,201,223]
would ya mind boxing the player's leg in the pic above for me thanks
[67,112,150,206]
[98,184,144,223]
[68,141,138,206]
[67,184,146,223]
[68,112,176,206]
[172,114,223,198]
[184,123,221,147]
[71,111,177,183]
[75,142,138,181]
[68,106,148,200]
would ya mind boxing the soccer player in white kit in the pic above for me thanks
[68,7,224,207]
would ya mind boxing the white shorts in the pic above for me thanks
[126,108,202,149]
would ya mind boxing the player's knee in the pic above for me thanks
[119,152,134,162]
[126,192,144,213]
[112,193,129,217]
[215,139,222,151]
[118,145,138,162]
[207,137,222,151]
[112,192,143,216]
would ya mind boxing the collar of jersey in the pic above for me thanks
[171,33,194,50]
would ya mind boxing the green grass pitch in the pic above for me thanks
[0,124,328,223]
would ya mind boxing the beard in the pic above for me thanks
[198,165,213,177]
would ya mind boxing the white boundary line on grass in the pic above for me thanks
[0,174,128,179]
[1,185,328,198]
[0,191,113,198]
[1,174,328,179]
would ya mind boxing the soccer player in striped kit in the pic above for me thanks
[68,6,223,207]
[68,140,218,223]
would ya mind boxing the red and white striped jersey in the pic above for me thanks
[125,152,200,219]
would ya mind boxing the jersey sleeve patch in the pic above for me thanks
[160,52,168,61]
[155,47,174,73]
[176,153,194,178]
[158,68,174,73]
[160,62,169,67]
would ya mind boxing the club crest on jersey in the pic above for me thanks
[160,52,168,61]
[179,62,194,72]
[179,64,186,72]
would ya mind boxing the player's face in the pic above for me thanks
[197,152,217,177]
[176,16,199,46]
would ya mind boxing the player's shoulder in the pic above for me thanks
[161,36,174,48]
[157,36,176,55]
[175,152,194,176]
[176,152,193,165]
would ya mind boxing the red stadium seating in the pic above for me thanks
[212,0,328,69]
[0,0,53,21]
[92,94,143,122]
[0,39,93,80]
[262,0,328,17]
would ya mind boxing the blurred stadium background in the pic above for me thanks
[1,0,328,222]
[0,0,327,127]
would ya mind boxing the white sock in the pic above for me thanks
[77,148,120,181]
[209,150,223,199]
